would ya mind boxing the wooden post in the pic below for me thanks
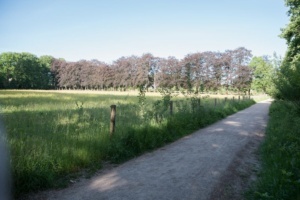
[110,105,116,136]
[233,96,235,101]
[169,101,173,115]
[238,96,240,101]
[197,98,201,108]
[225,97,227,103]
[214,98,217,107]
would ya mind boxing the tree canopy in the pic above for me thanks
[0,52,52,89]
[249,56,274,94]
[273,0,300,101]
[0,48,254,93]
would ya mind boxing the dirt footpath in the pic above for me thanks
[33,100,271,200]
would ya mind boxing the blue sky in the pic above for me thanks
[0,0,289,63]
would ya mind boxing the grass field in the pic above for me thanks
[0,90,256,197]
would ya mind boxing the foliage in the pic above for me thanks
[137,86,147,118]
[247,101,300,200]
[0,48,253,93]
[0,91,255,197]
[275,54,300,103]
[0,52,53,89]
[149,88,179,123]
[249,56,275,94]
[281,0,300,61]
[274,0,300,103]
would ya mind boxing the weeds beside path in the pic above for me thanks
[31,100,271,200]
[247,100,300,199]
[0,90,256,197]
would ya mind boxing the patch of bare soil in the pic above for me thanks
[209,135,263,200]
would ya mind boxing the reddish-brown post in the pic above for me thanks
[110,105,116,136]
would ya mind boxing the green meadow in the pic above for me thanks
[0,90,255,196]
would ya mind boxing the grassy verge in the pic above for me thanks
[247,101,300,200]
[0,91,255,197]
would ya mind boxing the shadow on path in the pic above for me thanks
[36,100,272,200]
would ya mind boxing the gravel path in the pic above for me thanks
[35,100,271,200]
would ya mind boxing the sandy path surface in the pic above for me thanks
[34,100,271,200]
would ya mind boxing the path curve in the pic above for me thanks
[37,100,271,200]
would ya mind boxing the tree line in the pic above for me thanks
[1,47,268,93]
[0,53,53,89]
[273,0,300,103]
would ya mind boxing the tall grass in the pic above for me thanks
[247,101,300,200]
[0,91,255,197]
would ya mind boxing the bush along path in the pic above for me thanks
[29,100,271,200]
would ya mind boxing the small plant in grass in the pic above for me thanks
[137,85,147,119]
[158,87,178,107]
[75,101,84,112]
[188,91,201,113]
[150,88,179,123]
[75,101,84,119]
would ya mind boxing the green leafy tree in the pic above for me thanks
[39,55,54,69]
[39,55,55,88]
[0,52,19,88]
[249,56,274,94]
[0,52,51,89]
[281,0,300,61]
[274,0,300,101]
[275,54,300,100]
